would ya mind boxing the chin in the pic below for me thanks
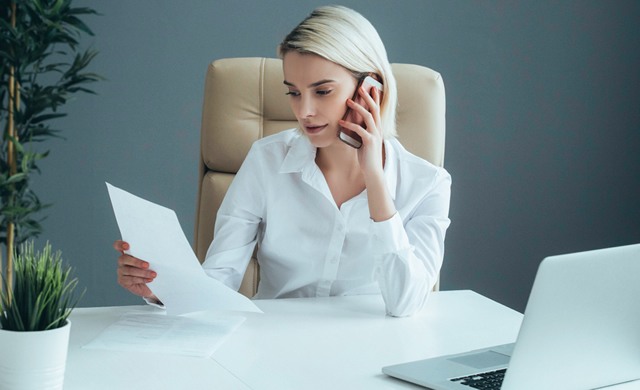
[308,138,334,149]
[304,127,340,149]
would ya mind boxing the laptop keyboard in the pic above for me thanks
[450,368,507,389]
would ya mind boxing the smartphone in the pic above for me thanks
[338,75,384,149]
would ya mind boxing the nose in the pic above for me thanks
[296,94,316,118]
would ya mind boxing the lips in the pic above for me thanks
[305,124,327,134]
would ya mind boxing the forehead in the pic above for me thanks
[282,51,353,85]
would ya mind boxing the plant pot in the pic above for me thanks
[0,320,71,390]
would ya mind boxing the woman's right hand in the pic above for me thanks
[114,240,158,300]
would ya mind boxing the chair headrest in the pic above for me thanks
[200,57,446,174]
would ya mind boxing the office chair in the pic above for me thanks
[194,58,446,298]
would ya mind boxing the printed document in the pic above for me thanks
[83,311,245,358]
[106,182,262,316]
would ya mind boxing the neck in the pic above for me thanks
[315,140,360,176]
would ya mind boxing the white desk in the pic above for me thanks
[212,290,523,390]
[64,290,523,389]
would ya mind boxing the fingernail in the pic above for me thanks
[142,262,149,269]
[147,279,153,283]
[123,243,129,250]
[151,272,157,278]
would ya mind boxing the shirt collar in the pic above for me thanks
[278,133,398,200]
[279,133,317,174]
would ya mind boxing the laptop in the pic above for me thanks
[382,243,640,390]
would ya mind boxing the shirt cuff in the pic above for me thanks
[370,212,411,254]
[142,296,166,309]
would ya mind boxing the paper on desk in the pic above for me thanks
[106,182,262,315]
[82,311,245,358]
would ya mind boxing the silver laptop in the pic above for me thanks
[382,243,640,390]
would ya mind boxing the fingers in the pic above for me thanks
[117,252,149,269]
[117,264,156,279]
[117,264,156,290]
[113,240,130,252]
[341,101,378,144]
[115,240,150,270]
[372,85,381,106]
[359,86,381,117]
[114,240,157,297]
[119,275,154,286]
[358,87,382,127]
[345,95,380,137]
[346,97,370,121]
[339,118,371,144]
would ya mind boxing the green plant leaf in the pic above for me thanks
[63,15,94,36]
[51,0,65,16]
[5,173,27,185]
[0,242,83,331]
[6,135,26,155]
[31,112,67,124]
[0,0,102,249]
[67,7,99,17]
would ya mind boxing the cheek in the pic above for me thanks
[329,95,349,118]
[288,99,301,119]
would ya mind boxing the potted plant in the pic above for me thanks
[1,0,103,293]
[0,241,84,390]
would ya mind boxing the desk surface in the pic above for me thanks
[65,290,525,389]
[212,290,523,390]
[65,290,640,389]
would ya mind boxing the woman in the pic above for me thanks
[115,5,451,317]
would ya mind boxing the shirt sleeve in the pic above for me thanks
[201,143,266,291]
[371,168,452,317]
[142,296,165,309]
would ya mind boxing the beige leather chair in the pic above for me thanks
[194,57,446,298]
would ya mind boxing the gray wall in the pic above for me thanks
[23,1,640,313]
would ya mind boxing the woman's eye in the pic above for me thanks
[285,90,330,96]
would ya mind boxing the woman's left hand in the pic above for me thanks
[339,86,384,180]
[340,86,396,222]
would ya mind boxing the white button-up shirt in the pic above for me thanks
[202,129,451,317]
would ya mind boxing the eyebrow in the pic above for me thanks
[283,79,335,88]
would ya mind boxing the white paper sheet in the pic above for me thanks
[82,311,245,358]
[106,182,262,315]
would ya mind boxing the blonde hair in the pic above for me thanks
[277,5,398,139]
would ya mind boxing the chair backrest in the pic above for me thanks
[194,57,446,298]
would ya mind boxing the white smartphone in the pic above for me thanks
[338,75,384,149]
